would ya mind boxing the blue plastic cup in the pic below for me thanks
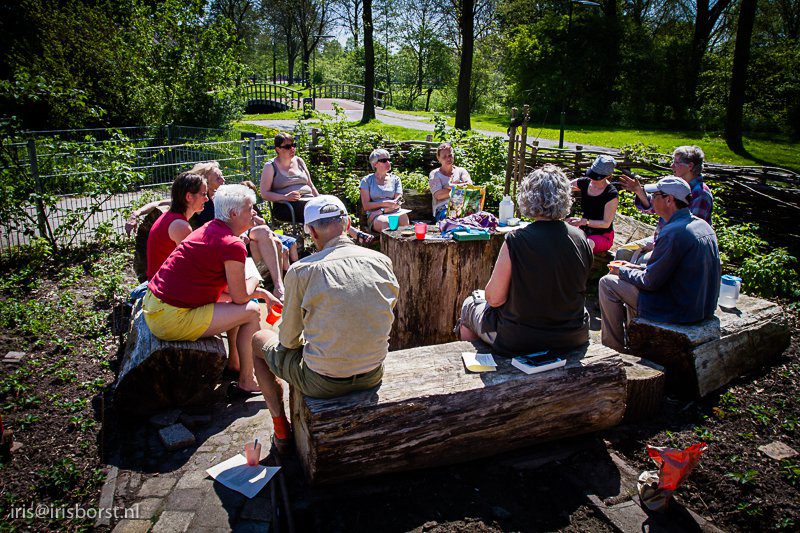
[388,215,400,230]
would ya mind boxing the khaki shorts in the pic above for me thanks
[142,291,214,341]
[261,337,383,399]
[459,289,498,346]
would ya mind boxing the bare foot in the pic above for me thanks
[238,378,261,393]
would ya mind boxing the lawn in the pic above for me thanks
[236,118,430,142]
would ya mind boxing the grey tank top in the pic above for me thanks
[270,157,313,196]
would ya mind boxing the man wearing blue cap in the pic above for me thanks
[599,177,721,352]
[251,195,399,453]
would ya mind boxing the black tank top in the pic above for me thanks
[577,178,618,236]
[482,221,593,356]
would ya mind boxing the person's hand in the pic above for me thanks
[258,288,283,307]
[567,217,587,227]
[253,214,266,226]
[285,190,302,202]
[617,173,643,194]
[124,214,138,236]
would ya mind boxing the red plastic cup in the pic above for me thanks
[244,441,262,466]
[265,304,283,325]
[414,222,427,240]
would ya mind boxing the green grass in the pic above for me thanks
[235,118,431,142]
[461,112,800,171]
[241,110,305,120]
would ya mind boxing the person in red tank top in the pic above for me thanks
[146,172,208,279]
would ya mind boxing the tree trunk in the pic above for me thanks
[361,0,376,122]
[454,0,474,130]
[621,355,665,423]
[725,0,758,154]
[380,228,503,350]
[291,341,627,484]
[628,294,790,398]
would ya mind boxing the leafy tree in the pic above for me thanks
[362,0,377,122]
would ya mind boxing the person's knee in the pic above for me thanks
[248,225,270,241]
[252,328,276,350]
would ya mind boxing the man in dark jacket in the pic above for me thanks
[599,177,721,352]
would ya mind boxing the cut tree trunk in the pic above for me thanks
[113,300,227,415]
[401,189,433,222]
[381,228,503,350]
[628,294,790,398]
[621,355,665,423]
[133,205,167,283]
[291,340,626,485]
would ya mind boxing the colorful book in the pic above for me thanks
[461,352,497,372]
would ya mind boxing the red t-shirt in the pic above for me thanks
[146,211,188,280]
[148,219,247,308]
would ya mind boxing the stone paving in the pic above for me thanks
[106,393,278,532]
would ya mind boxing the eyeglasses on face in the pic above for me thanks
[278,143,296,149]
[651,191,669,199]
[377,158,391,164]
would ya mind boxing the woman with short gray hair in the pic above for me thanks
[143,184,282,395]
[360,149,410,231]
[458,165,594,355]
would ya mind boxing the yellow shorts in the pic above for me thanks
[142,291,214,341]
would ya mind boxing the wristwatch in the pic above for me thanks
[380,207,385,214]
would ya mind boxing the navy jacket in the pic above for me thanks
[620,208,720,323]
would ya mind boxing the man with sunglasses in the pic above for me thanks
[251,195,399,454]
[598,177,720,353]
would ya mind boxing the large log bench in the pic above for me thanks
[113,299,227,415]
[628,294,790,398]
[290,341,630,485]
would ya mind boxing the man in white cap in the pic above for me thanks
[252,195,399,453]
[599,177,721,352]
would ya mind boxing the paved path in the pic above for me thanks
[243,99,616,153]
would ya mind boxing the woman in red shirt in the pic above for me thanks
[146,172,208,280]
[144,184,281,393]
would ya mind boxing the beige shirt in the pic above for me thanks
[279,235,399,378]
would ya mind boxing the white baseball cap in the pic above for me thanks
[303,195,348,226]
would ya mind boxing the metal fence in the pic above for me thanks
[0,126,272,258]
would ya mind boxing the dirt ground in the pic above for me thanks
[0,246,798,531]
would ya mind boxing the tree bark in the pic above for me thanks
[291,341,626,485]
[454,0,474,130]
[114,300,228,415]
[628,294,790,398]
[686,0,735,115]
[380,228,503,350]
[361,0,376,122]
[725,0,758,153]
[621,355,665,423]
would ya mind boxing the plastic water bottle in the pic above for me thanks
[499,195,514,225]
[718,275,742,308]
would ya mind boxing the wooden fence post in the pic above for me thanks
[27,139,49,241]
[574,145,584,177]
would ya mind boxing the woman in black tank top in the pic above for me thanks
[567,155,619,254]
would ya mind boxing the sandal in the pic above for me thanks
[354,230,375,246]
[227,382,261,400]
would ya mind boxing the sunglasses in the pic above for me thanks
[277,143,296,149]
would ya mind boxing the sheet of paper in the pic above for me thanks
[206,454,280,499]
[461,351,497,372]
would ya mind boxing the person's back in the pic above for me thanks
[485,221,592,355]
[634,210,720,323]
[281,236,398,378]
[146,211,187,280]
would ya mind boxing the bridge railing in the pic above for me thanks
[314,84,391,108]
[242,83,304,110]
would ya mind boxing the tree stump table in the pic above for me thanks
[380,225,505,350]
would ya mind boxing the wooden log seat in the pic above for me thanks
[620,355,665,423]
[113,299,227,415]
[628,294,790,398]
[290,341,627,485]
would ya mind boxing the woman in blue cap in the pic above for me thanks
[568,154,619,254]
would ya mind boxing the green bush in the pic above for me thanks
[737,249,800,299]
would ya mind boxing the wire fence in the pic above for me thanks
[0,125,273,259]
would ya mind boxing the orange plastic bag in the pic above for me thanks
[647,442,707,490]
[638,442,707,511]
